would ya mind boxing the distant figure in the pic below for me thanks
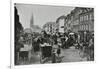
[65,36,68,48]
[78,34,80,43]
[88,34,94,60]
[52,50,56,63]
[57,46,61,57]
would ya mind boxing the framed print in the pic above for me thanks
[11,0,94,69]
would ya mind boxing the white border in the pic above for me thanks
[11,0,95,69]
[10,0,14,68]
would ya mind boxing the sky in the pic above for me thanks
[15,3,74,29]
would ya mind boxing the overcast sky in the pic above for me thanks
[15,3,74,29]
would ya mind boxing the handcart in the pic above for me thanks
[40,43,52,63]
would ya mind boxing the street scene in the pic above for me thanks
[14,3,94,65]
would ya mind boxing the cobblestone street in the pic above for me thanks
[18,46,87,65]
[61,47,87,63]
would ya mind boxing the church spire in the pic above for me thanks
[30,13,34,28]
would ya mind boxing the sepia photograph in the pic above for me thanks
[14,3,94,65]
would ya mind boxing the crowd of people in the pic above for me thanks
[15,30,94,64]
[32,30,94,62]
